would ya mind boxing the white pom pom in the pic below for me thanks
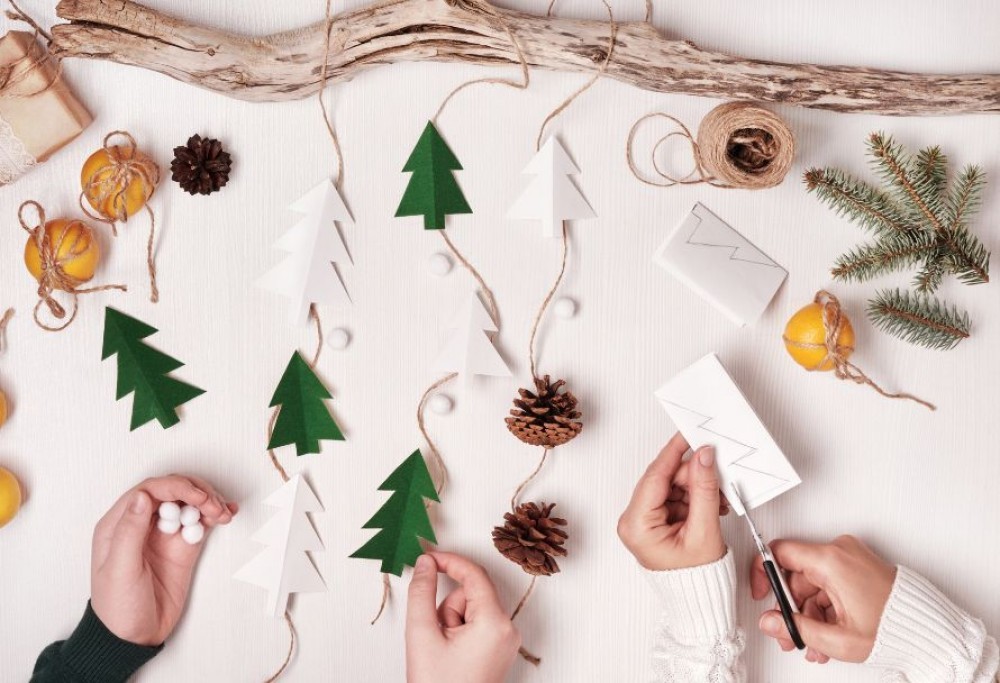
[157,517,181,535]
[158,501,181,521]
[181,523,205,545]
[427,252,453,277]
[328,327,351,351]
[429,393,453,415]
[179,505,201,527]
[554,297,577,319]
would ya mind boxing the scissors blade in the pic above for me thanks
[730,483,768,556]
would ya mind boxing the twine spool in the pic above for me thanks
[17,200,126,332]
[628,102,795,190]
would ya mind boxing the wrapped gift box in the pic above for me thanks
[0,31,92,185]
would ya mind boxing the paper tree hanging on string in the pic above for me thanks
[234,474,326,617]
[431,292,510,381]
[268,351,345,456]
[395,121,472,230]
[101,307,205,431]
[257,179,353,326]
[508,137,596,238]
[350,449,439,576]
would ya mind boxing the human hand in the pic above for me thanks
[617,432,730,571]
[90,475,238,646]
[752,535,897,664]
[406,552,521,683]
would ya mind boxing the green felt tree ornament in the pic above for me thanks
[267,351,345,456]
[350,449,439,576]
[101,307,205,430]
[395,121,472,230]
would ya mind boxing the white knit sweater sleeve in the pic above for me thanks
[866,565,1000,683]
[643,550,747,683]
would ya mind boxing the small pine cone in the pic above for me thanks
[505,375,582,448]
[492,502,568,576]
[170,134,232,195]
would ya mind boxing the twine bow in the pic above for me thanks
[784,291,936,411]
[18,200,126,332]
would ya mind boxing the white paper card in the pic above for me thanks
[508,137,596,238]
[234,475,327,617]
[652,203,786,326]
[257,179,353,326]
[431,293,511,378]
[654,353,800,515]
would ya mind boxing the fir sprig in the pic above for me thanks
[805,133,991,349]
[868,289,971,351]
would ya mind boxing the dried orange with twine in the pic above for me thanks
[80,130,161,302]
[18,201,125,331]
[782,290,934,410]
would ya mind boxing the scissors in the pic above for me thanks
[729,483,805,651]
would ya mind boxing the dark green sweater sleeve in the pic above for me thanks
[31,602,162,683]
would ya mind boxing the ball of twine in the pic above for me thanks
[627,101,795,190]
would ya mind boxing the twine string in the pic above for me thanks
[782,291,936,411]
[6,1,52,42]
[627,103,795,190]
[511,576,541,666]
[317,0,346,186]
[370,573,391,625]
[440,232,500,331]
[263,612,298,683]
[0,308,12,353]
[432,2,530,123]
[0,32,62,98]
[527,221,569,379]
[18,200,126,332]
[510,447,549,511]
[418,372,457,497]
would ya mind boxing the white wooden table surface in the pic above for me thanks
[2,1,999,681]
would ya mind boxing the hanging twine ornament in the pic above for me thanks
[18,200,126,331]
[783,290,935,410]
[80,130,161,302]
[627,101,795,190]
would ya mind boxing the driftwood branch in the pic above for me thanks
[50,0,1000,114]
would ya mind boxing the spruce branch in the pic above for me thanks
[916,146,947,201]
[867,289,971,350]
[831,232,937,283]
[868,132,948,234]
[804,168,914,237]
[913,255,946,294]
[940,224,990,284]
[947,164,986,228]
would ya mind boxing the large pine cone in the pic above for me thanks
[492,502,568,576]
[170,135,232,195]
[505,375,582,448]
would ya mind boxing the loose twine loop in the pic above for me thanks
[0,308,13,353]
[0,31,62,99]
[627,102,795,190]
[17,200,126,332]
[783,291,936,411]
[79,130,161,303]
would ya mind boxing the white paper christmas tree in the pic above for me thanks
[431,292,511,380]
[508,137,596,238]
[234,475,326,617]
[257,179,353,326]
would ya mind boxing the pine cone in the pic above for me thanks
[492,502,568,576]
[170,135,232,195]
[505,375,582,448]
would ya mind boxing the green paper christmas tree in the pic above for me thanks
[395,121,472,230]
[350,449,439,576]
[267,351,345,456]
[101,307,205,430]
[805,132,990,350]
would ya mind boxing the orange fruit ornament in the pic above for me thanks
[24,218,101,287]
[783,292,855,371]
[0,466,21,529]
[81,132,160,224]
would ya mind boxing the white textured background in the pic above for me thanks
[2,1,999,681]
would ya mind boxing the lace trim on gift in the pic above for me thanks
[0,114,36,185]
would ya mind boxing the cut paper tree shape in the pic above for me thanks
[350,449,439,576]
[257,179,353,326]
[654,353,800,515]
[508,137,596,237]
[653,203,787,327]
[431,292,511,381]
[395,121,472,230]
[101,307,205,431]
[267,351,345,456]
[234,475,326,618]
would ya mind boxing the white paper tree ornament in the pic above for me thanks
[234,475,326,617]
[508,137,596,238]
[431,293,511,380]
[257,179,353,325]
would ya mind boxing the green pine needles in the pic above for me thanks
[805,132,990,350]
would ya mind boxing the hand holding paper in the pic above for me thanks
[654,353,800,515]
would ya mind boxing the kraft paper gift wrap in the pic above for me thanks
[0,31,93,185]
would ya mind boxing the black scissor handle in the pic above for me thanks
[764,559,805,650]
